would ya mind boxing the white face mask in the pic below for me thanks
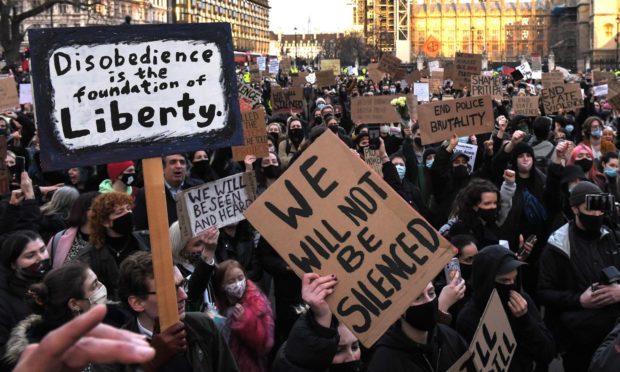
[88,284,107,305]
[224,278,246,300]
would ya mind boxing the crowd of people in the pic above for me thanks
[1,61,620,372]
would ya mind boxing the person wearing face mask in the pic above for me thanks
[568,144,607,189]
[457,245,555,372]
[324,114,353,148]
[76,192,146,301]
[3,262,108,369]
[367,282,468,372]
[213,260,274,372]
[538,181,620,372]
[189,150,218,183]
[601,152,620,202]
[579,116,616,161]
[0,230,50,371]
[98,160,139,199]
[279,116,305,168]
[379,123,402,156]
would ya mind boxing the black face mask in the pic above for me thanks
[16,258,51,282]
[289,128,304,143]
[414,137,423,147]
[403,297,438,331]
[111,212,134,236]
[460,263,473,282]
[578,211,604,233]
[329,125,340,134]
[192,160,210,174]
[477,208,497,223]
[262,165,281,179]
[120,173,135,187]
[329,360,362,372]
[574,158,593,173]
[314,116,323,125]
[452,165,469,179]
[495,282,517,308]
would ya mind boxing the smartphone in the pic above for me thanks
[368,125,380,150]
[12,156,25,179]
[518,235,537,259]
[444,257,462,284]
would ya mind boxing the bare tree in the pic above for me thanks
[0,0,100,67]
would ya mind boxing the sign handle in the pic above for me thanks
[143,157,179,330]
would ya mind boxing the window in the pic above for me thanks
[605,23,614,38]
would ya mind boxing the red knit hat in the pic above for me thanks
[107,160,134,181]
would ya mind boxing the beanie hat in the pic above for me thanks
[107,160,134,181]
[511,142,535,164]
[560,165,587,185]
[569,181,602,207]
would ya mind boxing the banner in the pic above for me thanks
[320,59,341,75]
[244,130,455,347]
[541,84,584,113]
[512,96,540,117]
[231,108,269,161]
[418,95,494,145]
[28,23,242,170]
[454,52,482,89]
[471,75,502,99]
[350,95,417,124]
[238,81,262,111]
[270,86,304,114]
[0,77,18,111]
[177,172,258,242]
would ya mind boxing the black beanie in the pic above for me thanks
[511,142,535,165]
[569,181,602,207]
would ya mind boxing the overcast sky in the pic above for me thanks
[269,0,353,34]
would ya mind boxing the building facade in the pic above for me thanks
[274,32,348,62]
[352,0,395,53]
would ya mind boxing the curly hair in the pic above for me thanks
[449,178,500,221]
[88,192,133,249]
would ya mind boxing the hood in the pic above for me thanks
[98,179,132,195]
[375,320,440,356]
[471,245,518,307]
[3,314,42,365]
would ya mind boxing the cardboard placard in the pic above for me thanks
[268,59,280,75]
[279,57,291,73]
[378,54,402,76]
[350,95,418,124]
[471,75,502,99]
[443,62,456,81]
[257,56,267,71]
[316,70,335,88]
[367,63,384,83]
[429,76,443,94]
[454,53,482,89]
[28,23,242,171]
[0,77,18,111]
[249,64,262,84]
[542,71,564,88]
[270,86,304,114]
[244,130,455,347]
[418,95,494,145]
[593,71,614,85]
[414,82,430,102]
[320,59,341,75]
[512,96,540,117]
[290,72,309,87]
[609,93,620,111]
[363,147,383,177]
[454,142,477,172]
[541,84,584,113]
[593,84,609,97]
[238,81,262,111]
[404,70,421,86]
[19,83,32,104]
[231,108,269,161]
[177,172,258,241]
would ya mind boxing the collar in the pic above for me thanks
[136,318,153,339]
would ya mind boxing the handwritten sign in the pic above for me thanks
[177,172,257,242]
[316,70,335,88]
[593,84,609,97]
[404,70,421,86]
[231,108,269,161]
[471,75,502,99]
[516,61,532,80]
[364,147,383,177]
[418,95,494,145]
[249,64,262,84]
[270,86,304,114]
[28,23,242,170]
[321,59,341,75]
[350,95,417,124]
[244,130,455,347]
[0,77,18,111]
[414,82,430,102]
[430,76,443,94]
[455,142,478,172]
[238,81,262,111]
[367,63,384,83]
[542,71,564,88]
[378,54,402,77]
[593,71,615,85]
[290,72,309,87]
[454,53,482,89]
[541,84,584,113]
[512,96,540,117]
[268,59,280,75]
[257,56,266,71]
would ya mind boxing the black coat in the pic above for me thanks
[0,269,32,371]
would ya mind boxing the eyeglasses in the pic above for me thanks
[144,279,188,295]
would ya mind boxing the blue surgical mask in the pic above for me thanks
[458,136,469,143]
[591,128,603,139]
[317,103,325,110]
[565,124,574,133]
[425,159,434,168]
[389,88,396,94]
[605,168,618,178]
[395,164,406,180]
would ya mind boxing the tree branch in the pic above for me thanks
[15,0,100,23]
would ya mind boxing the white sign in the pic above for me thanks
[19,83,32,104]
[257,56,267,71]
[455,142,477,172]
[428,60,440,70]
[594,84,609,97]
[413,82,430,102]
[268,59,280,75]
[348,66,358,76]
[516,61,532,80]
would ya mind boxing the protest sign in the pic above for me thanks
[593,84,608,97]
[28,23,242,171]
[455,142,477,172]
[0,77,18,111]
[316,70,335,88]
[443,62,456,81]
[367,63,384,83]
[249,64,262,84]
[414,82,430,102]
[348,67,359,76]
[350,95,417,124]
[454,52,482,89]
[271,86,304,114]
[418,95,494,145]
[19,83,32,104]
[279,57,291,73]
[531,55,542,80]
[378,54,402,77]
[542,71,564,88]
[177,172,257,241]
[609,93,620,111]
[257,56,267,71]
[428,60,440,71]
[268,59,279,74]
[471,75,502,99]
[512,96,540,117]
[244,130,456,347]
[363,147,383,177]
[290,71,309,87]
[238,81,262,111]
[593,71,614,85]
[321,59,341,75]
[429,76,443,94]
[231,108,269,161]
[516,61,532,80]
[404,70,421,86]
[541,84,584,113]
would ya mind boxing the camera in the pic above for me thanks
[585,193,616,212]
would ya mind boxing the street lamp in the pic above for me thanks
[470,27,474,53]
[482,50,488,70]
[294,27,298,69]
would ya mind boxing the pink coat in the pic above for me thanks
[47,227,78,268]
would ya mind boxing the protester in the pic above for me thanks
[38,186,79,244]
[589,320,620,371]
[568,144,606,188]
[189,150,218,183]
[99,160,137,197]
[278,116,305,168]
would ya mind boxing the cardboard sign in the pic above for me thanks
[542,71,564,88]
[28,23,242,171]
[404,70,421,86]
[471,75,502,99]
[268,59,280,75]
[429,76,443,94]
[593,84,609,97]
[443,62,456,81]
[454,142,477,172]
[512,96,540,117]
[238,81,262,111]
[249,64,262,84]
[378,54,402,77]
[593,71,614,85]
[290,72,309,87]
[418,95,494,145]
[177,172,257,241]
[0,77,18,111]
[609,93,620,111]
[257,56,267,71]
[367,63,384,83]
[279,57,291,73]
[244,130,456,347]
[541,84,584,113]
[414,82,430,102]
[454,53,482,89]
[363,147,383,177]
[316,70,335,88]
[231,108,269,161]
[270,86,304,114]
[321,59,341,75]
[350,95,417,124]
[19,83,32,104]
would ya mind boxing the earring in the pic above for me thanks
[72,307,82,316]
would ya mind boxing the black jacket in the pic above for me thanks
[0,269,31,371]
[429,147,471,223]
[456,246,555,371]
[367,321,467,372]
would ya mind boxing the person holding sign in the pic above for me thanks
[456,245,555,372]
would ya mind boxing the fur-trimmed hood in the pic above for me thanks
[3,314,42,365]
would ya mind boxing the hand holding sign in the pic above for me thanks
[302,273,339,328]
